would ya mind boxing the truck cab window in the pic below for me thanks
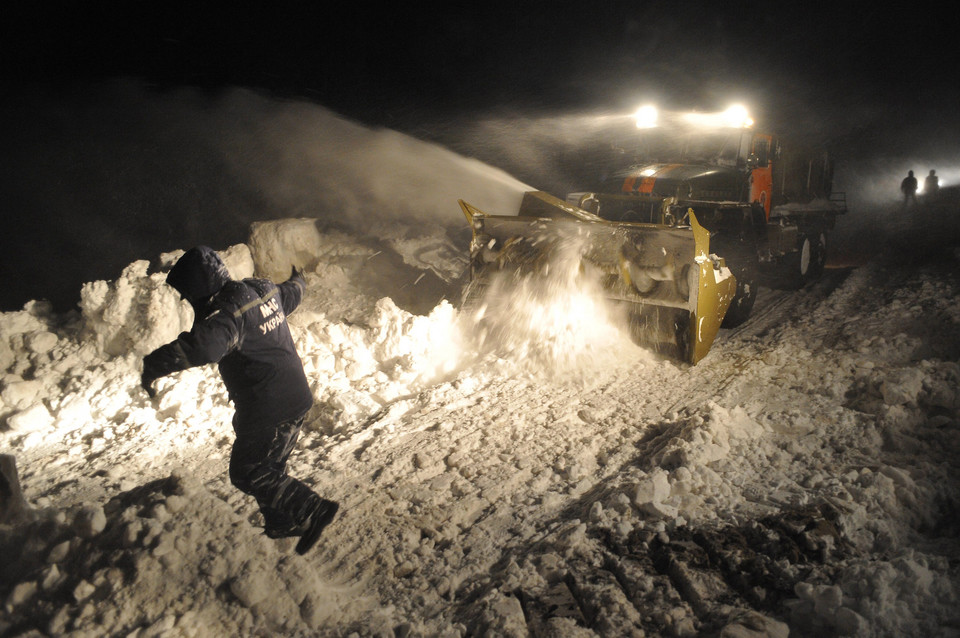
[752,138,769,167]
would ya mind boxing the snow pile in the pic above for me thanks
[790,552,956,636]
[0,302,78,447]
[0,224,467,481]
[245,218,469,432]
[0,244,258,456]
[294,296,465,433]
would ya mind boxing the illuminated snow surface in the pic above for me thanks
[2,135,960,635]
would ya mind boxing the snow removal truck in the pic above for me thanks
[459,105,847,364]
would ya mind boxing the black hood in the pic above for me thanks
[166,246,232,309]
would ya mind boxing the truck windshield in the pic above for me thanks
[630,129,748,167]
[679,131,743,165]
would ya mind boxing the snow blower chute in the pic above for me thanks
[459,191,737,363]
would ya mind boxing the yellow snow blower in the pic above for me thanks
[459,191,737,363]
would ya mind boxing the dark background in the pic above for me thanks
[1,2,957,311]
[6,2,955,148]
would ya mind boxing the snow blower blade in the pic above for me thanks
[459,191,736,363]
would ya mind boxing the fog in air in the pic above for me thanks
[0,81,531,312]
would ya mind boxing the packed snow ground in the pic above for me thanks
[2,208,959,637]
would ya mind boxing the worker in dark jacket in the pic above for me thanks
[901,170,918,208]
[141,246,337,555]
[924,170,940,199]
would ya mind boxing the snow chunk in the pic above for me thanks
[248,218,327,282]
[1,379,44,410]
[651,403,762,470]
[25,331,58,355]
[0,302,59,373]
[72,504,106,538]
[632,469,675,518]
[6,403,54,434]
[880,368,925,406]
[720,610,789,638]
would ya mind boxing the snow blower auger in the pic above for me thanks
[459,191,737,364]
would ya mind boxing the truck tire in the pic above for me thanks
[711,233,759,328]
[721,256,758,328]
[781,232,827,289]
[807,232,828,280]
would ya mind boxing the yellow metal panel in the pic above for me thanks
[688,209,736,363]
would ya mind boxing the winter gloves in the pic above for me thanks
[141,340,191,398]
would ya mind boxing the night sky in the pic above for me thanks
[5,2,956,150]
[1,2,957,311]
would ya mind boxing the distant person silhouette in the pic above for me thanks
[901,170,918,208]
[924,169,939,198]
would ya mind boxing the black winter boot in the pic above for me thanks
[264,521,307,539]
[295,499,339,555]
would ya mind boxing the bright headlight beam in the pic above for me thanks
[630,103,754,129]
[723,104,750,128]
[633,105,658,128]
[680,104,754,129]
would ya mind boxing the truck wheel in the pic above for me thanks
[712,233,759,328]
[808,232,828,280]
[721,258,758,328]
[783,232,827,288]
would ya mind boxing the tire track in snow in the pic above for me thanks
[434,265,895,635]
[103,256,949,636]
[290,354,685,631]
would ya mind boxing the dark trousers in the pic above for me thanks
[229,416,322,531]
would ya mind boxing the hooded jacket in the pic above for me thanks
[143,246,314,433]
